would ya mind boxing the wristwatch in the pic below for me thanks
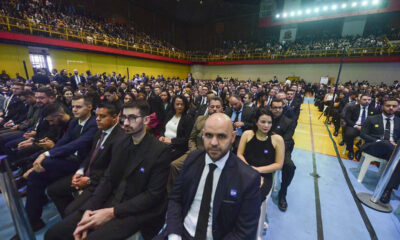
[87,178,91,185]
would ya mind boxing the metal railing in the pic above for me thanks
[1,15,399,62]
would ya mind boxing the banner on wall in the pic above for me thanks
[279,27,297,42]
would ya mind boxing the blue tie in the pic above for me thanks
[361,107,366,125]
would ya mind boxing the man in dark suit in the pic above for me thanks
[344,94,379,159]
[103,86,123,111]
[47,103,125,217]
[155,113,261,240]
[195,86,209,107]
[45,100,172,240]
[70,69,85,91]
[360,98,400,204]
[225,94,255,153]
[12,95,97,238]
[32,69,50,86]
[270,99,296,211]
[360,98,400,160]
[0,82,24,126]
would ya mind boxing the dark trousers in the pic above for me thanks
[0,131,23,154]
[363,141,395,160]
[45,210,162,240]
[279,158,296,198]
[25,156,80,225]
[344,126,361,152]
[47,174,93,218]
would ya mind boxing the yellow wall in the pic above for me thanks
[0,43,190,79]
[0,43,34,78]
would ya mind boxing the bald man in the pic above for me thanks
[156,113,261,240]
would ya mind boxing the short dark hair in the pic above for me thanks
[123,100,150,116]
[246,92,254,100]
[360,93,371,99]
[42,103,65,117]
[72,95,93,107]
[229,94,241,101]
[21,90,35,97]
[383,98,399,105]
[13,82,24,88]
[171,95,189,114]
[104,86,117,94]
[209,96,223,106]
[36,87,55,97]
[271,99,283,105]
[97,103,120,116]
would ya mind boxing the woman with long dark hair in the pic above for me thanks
[237,108,284,239]
[159,95,194,160]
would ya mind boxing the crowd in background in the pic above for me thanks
[1,0,400,59]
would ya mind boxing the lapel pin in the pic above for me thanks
[264,150,268,154]
[140,167,145,173]
[230,189,237,198]
[277,125,281,129]
[100,146,104,150]
[375,124,379,128]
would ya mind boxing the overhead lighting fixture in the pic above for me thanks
[297,10,303,16]
[290,11,295,17]
[372,0,379,5]
[276,14,280,19]
[341,3,347,8]
[314,7,320,13]
[332,4,337,10]
[323,6,328,11]
[306,9,311,14]
[362,1,368,6]
[352,2,358,7]
[283,12,287,18]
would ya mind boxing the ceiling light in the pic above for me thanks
[372,0,379,5]
[276,14,280,18]
[352,2,358,7]
[362,1,368,6]
[283,12,287,18]
[314,8,320,13]
[341,3,347,8]
[332,4,337,10]
[290,11,295,17]
[297,10,303,15]
[323,6,328,11]
[306,9,311,14]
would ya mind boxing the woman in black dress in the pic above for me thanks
[237,108,284,239]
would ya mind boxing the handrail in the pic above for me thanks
[0,14,399,62]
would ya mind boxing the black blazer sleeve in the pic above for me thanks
[360,116,380,143]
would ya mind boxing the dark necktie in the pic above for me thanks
[194,163,217,240]
[361,107,366,125]
[234,110,240,123]
[384,118,391,141]
[76,125,83,137]
[85,132,107,176]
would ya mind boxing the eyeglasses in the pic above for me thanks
[120,114,143,123]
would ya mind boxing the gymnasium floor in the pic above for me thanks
[1,97,400,240]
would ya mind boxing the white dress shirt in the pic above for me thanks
[382,114,395,142]
[355,105,369,126]
[169,152,230,240]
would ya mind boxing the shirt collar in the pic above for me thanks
[205,151,229,170]
[103,122,118,135]
[78,116,90,127]
[382,113,394,120]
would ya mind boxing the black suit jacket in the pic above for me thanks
[70,74,86,90]
[81,133,171,226]
[225,105,255,132]
[272,115,295,155]
[159,150,261,239]
[345,104,379,127]
[80,125,125,189]
[360,114,400,148]
[162,112,194,155]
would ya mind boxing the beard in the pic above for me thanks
[205,145,230,161]
[124,124,144,136]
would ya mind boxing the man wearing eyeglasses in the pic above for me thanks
[45,100,172,240]
[270,99,296,212]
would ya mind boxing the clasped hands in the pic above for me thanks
[23,153,46,179]
[73,208,115,240]
[71,173,90,190]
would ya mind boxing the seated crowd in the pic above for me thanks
[0,69,399,239]
[0,69,305,240]
[1,0,400,59]
[314,79,400,203]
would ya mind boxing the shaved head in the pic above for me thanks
[203,113,236,161]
